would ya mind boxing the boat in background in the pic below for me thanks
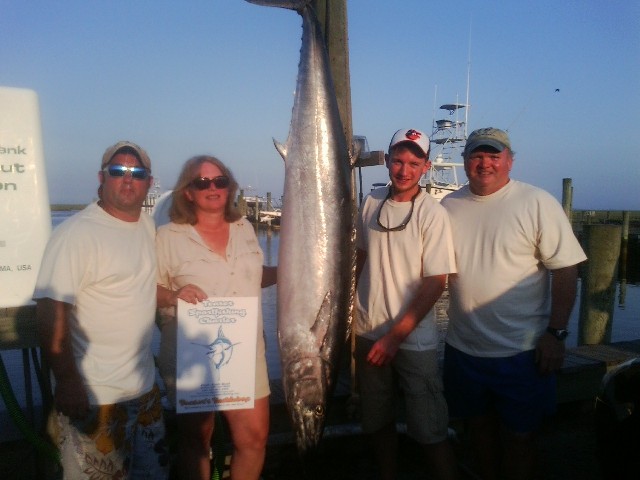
[242,195,282,226]
[420,100,468,201]
[144,180,163,213]
[370,99,470,202]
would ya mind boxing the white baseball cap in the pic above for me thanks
[101,141,152,170]
[388,128,430,157]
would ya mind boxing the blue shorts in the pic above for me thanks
[443,344,556,433]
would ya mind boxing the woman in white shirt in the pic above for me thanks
[156,155,276,480]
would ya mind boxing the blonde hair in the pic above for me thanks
[169,155,242,225]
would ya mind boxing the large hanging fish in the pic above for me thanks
[246,0,355,455]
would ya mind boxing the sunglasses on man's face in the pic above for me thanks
[190,176,230,190]
[102,164,150,180]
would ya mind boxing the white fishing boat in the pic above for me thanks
[259,209,282,226]
[144,180,163,213]
[371,91,470,202]
[369,104,468,202]
[420,100,469,201]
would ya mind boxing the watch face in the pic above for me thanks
[548,327,568,340]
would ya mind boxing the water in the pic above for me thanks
[1,211,638,441]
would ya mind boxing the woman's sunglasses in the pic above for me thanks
[190,176,230,190]
[102,164,150,180]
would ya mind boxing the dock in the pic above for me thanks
[263,339,640,435]
[2,298,638,431]
[2,295,638,479]
[558,340,640,403]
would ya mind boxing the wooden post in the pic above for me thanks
[254,197,260,223]
[621,211,630,246]
[562,178,573,222]
[312,0,358,397]
[578,225,622,345]
[266,192,272,212]
[619,211,630,306]
[312,0,352,147]
[237,189,247,217]
[312,0,355,203]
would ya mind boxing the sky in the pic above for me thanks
[1,0,639,210]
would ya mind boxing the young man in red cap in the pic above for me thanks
[355,128,458,480]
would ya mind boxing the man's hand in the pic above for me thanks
[535,333,565,375]
[367,334,402,367]
[37,298,91,418]
[54,375,90,419]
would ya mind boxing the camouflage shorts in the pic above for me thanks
[55,384,169,479]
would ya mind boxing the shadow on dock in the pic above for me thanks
[2,294,638,479]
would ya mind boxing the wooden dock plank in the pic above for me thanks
[569,343,639,367]
[608,339,640,354]
[557,357,606,404]
[557,340,640,404]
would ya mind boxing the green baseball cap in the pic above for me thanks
[464,128,511,154]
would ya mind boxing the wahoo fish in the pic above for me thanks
[246,0,355,454]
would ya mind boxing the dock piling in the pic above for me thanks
[578,225,622,345]
[562,178,573,222]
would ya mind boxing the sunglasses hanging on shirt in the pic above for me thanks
[376,188,420,232]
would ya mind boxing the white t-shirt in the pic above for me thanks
[33,203,157,404]
[356,187,457,351]
[441,180,587,357]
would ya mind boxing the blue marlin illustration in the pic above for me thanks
[192,326,240,370]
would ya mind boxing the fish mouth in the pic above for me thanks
[284,358,330,452]
[290,382,326,452]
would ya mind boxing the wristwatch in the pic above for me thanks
[546,327,569,341]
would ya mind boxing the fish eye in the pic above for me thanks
[314,405,324,416]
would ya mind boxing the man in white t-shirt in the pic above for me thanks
[34,141,168,479]
[355,128,458,480]
[441,128,587,480]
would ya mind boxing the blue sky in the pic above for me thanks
[2,0,638,209]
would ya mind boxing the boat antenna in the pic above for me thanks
[506,87,561,132]
[432,85,438,132]
[464,18,472,138]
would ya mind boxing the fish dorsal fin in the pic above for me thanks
[273,138,287,162]
[217,325,227,340]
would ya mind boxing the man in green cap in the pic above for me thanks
[441,128,586,480]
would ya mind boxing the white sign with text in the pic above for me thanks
[176,297,258,413]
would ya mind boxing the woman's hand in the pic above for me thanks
[174,284,208,305]
[157,284,207,308]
